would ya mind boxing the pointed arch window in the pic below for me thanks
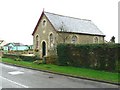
[49,33,54,48]
[71,35,77,44]
[43,19,47,27]
[94,37,99,43]
[36,35,39,49]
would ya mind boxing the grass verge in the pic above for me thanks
[1,58,119,84]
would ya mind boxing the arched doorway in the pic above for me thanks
[42,41,46,57]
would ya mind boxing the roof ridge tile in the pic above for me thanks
[44,11,91,21]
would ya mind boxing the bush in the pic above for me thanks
[46,55,57,64]
[19,55,38,62]
[57,44,120,72]
[57,44,69,66]
[2,54,18,60]
[14,57,22,61]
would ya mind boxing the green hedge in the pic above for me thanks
[2,54,39,62]
[57,44,120,72]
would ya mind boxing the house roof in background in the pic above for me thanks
[4,43,26,46]
[13,43,24,46]
[0,40,3,44]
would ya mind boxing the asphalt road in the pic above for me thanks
[0,63,119,88]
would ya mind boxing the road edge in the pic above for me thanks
[1,62,119,86]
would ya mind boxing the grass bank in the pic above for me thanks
[1,58,119,84]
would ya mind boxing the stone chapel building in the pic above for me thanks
[32,11,105,58]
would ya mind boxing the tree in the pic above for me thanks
[57,22,70,43]
[110,36,115,43]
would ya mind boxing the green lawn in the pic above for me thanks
[1,58,119,84]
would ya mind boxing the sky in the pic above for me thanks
[0,0,119,45]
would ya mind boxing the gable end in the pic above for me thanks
[32,11,44,35]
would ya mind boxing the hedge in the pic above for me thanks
[57,44,120,72]
[2,54,40,62]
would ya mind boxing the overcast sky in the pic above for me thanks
[0,0,119,45]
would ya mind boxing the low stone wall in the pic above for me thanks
[4,50,34,55]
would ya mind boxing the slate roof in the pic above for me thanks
[4,43,25,46]
[32,11,105,36]
[45,12,105,36]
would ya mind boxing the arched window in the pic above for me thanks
[94,37,99,43]
[43,19,47,27]
[50,33,53,48]
[71,35,77,44]
[36,35,39,49]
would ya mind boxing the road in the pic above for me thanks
[0,63,119,88]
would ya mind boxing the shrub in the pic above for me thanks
[14,57,22,61]
[2,54,18,60]
[57,44,69,66]
[57,43,120,72]
[46,55,57,64]
[19,55,38,62]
